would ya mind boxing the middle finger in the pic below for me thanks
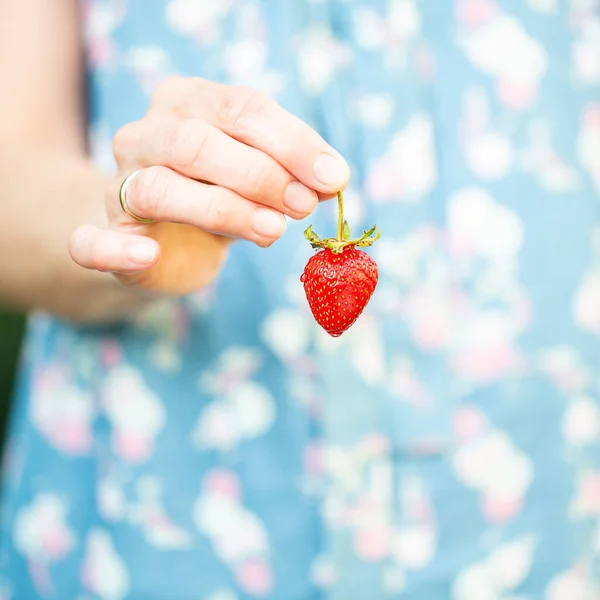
[114,115,319,219]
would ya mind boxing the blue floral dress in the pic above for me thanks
[2,1,600,599]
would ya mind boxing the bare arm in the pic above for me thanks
[0,0,350,324]
[0,0,147,322]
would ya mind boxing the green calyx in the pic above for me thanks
[304,191,380,254]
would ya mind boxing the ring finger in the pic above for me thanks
[114,165,288,246]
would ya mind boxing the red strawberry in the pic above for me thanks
[301,191,379,337]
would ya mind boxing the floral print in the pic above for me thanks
[1,0,600,598]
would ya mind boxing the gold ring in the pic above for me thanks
[119,169,156,224]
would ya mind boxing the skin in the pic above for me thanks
[0,0,350,323]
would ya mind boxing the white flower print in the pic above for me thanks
[30,365,95,456]
[205,591,239,600]
[451,536,536,600]
[526,0,558,12]
[577,104,600,193]
[13,493,75,597]
[562,396,600,447]
[572,17,600,85]
[460,89,514,181]
[128,477,193,550]
[352,0,421,68]
[81,529,129,600]
[546,565,599,600]
[101,366,166,463]
[569,470,600,519]
[573,272,600,335]
[458,13,548,109]
[193,349,276,453]
[260,309,312,361]
[193,470,273,597]
[366,113,437,203]
[165,0,234,44]
[453,430,533,523]
[124,45,173,94]
[224,38,285,97]
[82,0,126,68]
[520,120,580,193]
[13,494,75,563]
[352,93,396,128]
[538,346,590,393]
[446,188,524,262]
[295,27,351,94]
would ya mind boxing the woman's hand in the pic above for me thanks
[68,77,350,296]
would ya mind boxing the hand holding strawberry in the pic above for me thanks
[301,191,379,337]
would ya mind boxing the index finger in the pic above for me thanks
[151,77,351,194]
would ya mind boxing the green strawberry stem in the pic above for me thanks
[336,190,344,242]
[304,189,380,254]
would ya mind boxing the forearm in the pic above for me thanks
[0,143,150,323]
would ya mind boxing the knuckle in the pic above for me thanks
[162,119,212,169]
[150,75,187,107]
[203,188,231,232]
[129,166,171,217]
[243,156,273,193]
[112,121,141,163]
[216,86,269,127]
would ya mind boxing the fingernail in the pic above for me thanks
[283,181,318,215]
[127,243,157,264]
[313,153,350,189]
[252,207,287,238]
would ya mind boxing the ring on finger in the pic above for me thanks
[119,169,156,224]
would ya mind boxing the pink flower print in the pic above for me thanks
[353,524,391,562]
[100,339,122,368]
[203,469,242,501]
[235,559,274,597]
[456,0,498,27]
[497,79,538,110]
[482,494,524,523]
[304,443,324,478]
[453,406,488,442]
[360,434,391,458]
[82,0,127,69]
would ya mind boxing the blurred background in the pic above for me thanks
[0,310,24,449]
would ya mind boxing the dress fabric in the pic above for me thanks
[1,1,600,599]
